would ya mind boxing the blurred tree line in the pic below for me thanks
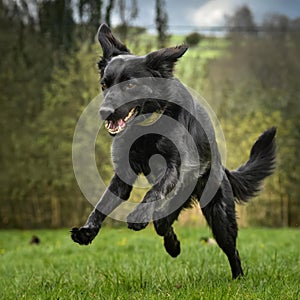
[201,6,300,227]
[0,2,299,228]
[0,0,168,228]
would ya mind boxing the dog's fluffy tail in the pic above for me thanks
[225,127,276,203]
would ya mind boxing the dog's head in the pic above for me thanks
[97,24,188,136]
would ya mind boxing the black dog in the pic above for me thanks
[71,24,276,279]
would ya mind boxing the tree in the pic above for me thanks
[263,14,290,40]
[105,0,115,27]
[38,0,75,50]
[78,0,102,42]
[225,5,257,36]
[0,0,58,227]
[185,32,202,47]
[116,0,138,41]
[155,0,168,47]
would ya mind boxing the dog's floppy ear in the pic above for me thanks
[145,45,188,77]
[97,24,131,74]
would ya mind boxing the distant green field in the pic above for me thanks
[126,34,229,92]
[0,226,299,299]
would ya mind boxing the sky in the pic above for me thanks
[109,0,300,34]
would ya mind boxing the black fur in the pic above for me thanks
[225,127,276,203]
[71,24,276,279]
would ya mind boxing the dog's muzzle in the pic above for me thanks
[99,106,114,120]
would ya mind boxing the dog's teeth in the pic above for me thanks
[106,121,112,129]
[124,108,136,122]
[106,109,136,135]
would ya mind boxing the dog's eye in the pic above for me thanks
[101,83,108,91]
[126,82,136,90]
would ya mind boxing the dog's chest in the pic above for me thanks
[111,134,161,175]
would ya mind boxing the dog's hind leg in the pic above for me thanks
[162,226,181,257]
[201,178,244,279]
[152,183,196,257]
[153,208,182,257]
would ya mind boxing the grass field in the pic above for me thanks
[0,226,299,299]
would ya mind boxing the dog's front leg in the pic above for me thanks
[71,174,133,245]
[127,166,179,231]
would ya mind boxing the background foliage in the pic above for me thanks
[0,1,299,228]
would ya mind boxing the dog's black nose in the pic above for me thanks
[99,106,114,120]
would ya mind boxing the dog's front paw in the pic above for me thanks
[127,205,152,231]
[70,226,100,245]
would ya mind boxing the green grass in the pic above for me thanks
[0,226,299,299]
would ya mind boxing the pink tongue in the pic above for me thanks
[109,120,124,130]
[118,119,125,127]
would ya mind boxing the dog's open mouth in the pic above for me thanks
[104,107,137,135]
